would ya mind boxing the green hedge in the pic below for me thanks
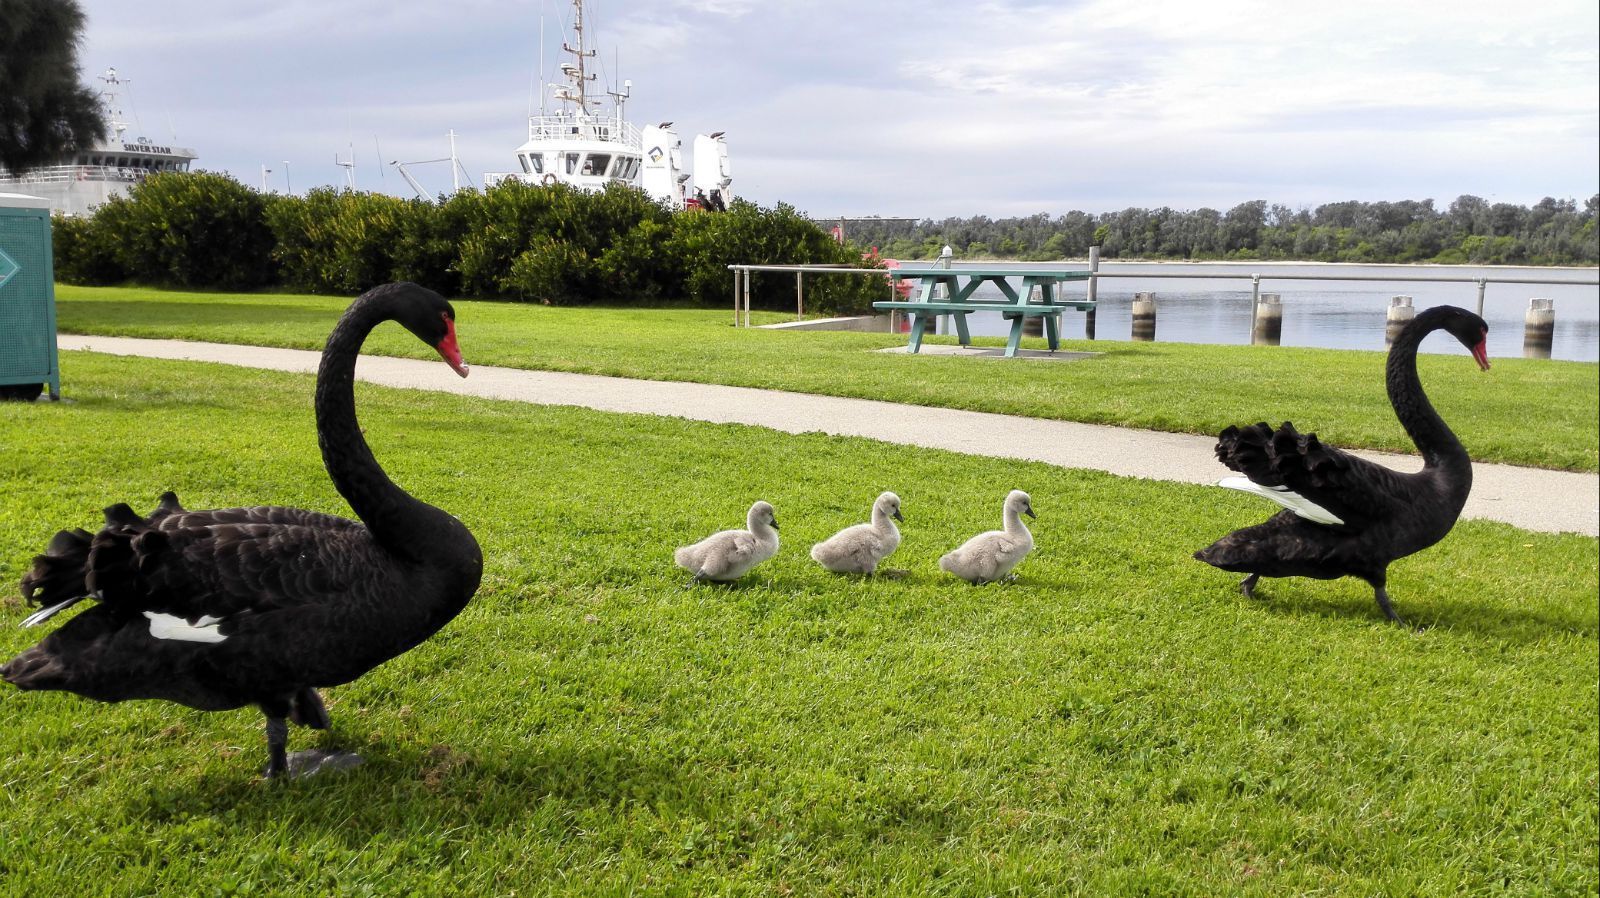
[53,172,884,314]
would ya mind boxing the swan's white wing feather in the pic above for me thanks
[1218,476,1345,526]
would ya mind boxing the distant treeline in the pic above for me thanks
[52,171,883,313]
[843,196,1600,266]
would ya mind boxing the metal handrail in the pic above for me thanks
[725,261,1599,328]
[914,262,1598,320]
[726,264,899,325]
[1087,270,1597,286]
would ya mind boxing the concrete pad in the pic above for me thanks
[877,345,1100,361]
[55,335,1599,536]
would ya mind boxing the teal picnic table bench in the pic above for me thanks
[872,266,1094,357]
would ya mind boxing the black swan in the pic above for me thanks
[2,282,483,778]
[1193,305,1490,624]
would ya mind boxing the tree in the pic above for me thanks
[0,0,105,174]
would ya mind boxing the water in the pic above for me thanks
[933,262,1599,362]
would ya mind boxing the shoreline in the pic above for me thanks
[953,257,1600,273]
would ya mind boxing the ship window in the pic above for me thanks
[518,154,531,174]
[565,152,579,174]
[584,154,610,176]
[529,153,544,174]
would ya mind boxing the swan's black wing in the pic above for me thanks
[20,492,371,623]
[1215,422,1413,532]
[84,501,375,624]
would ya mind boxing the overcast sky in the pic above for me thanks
[70,0,1599,219]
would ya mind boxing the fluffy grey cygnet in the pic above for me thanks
[674,501,780,584]
[810,491,903,574]
[939,490,1036,584]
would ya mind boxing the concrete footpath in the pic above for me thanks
[56,335,1599,537]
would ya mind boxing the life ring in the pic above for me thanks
[541,173,558,186]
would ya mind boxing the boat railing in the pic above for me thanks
[526,114,641,147]
[0,165,147,184]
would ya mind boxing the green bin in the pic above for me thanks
[0,193,60,401]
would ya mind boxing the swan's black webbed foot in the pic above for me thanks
[1373,585,1409,627]
[284,749,363,778]
[263,717,363,779]
[264,716,290,779]
[1240,573,1260,599]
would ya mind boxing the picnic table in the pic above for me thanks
[872,266,1094,357]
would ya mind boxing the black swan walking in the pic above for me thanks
[1193,305,1490,624]
[2,282,483,777]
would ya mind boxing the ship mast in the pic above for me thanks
[556,0,597,116]
[98,68,129,143]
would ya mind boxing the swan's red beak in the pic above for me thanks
[436,316,469,378]
[1471,337,1490,371]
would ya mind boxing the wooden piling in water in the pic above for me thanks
[1022,285,1044,337]
[1251,293,1282,346]
[1086,246,1099,341]
[1385,296,1414,346]
[1131,292,1156,341]
[1524,298,1554,359]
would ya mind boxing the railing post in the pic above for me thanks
[732,267,741,326]
[1475,277,1487,317]
[796,271,804,321]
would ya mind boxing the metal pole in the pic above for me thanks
[1249,274,1261,333]
[743,269,752,327]
[1476,277,1487,316]
[732,267,740,326]
[796,271,804,321]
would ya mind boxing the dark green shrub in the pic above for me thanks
[389,194,469,296]
[55,171,872,308]
[51,212,123,284]
[98,171,275,289]
[595,218,680,301]
[264,188,412,294]
[454,182,560,297]
[503,236,592,303]
[664,200,880,313]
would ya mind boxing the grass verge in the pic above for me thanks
[0,351,1594,896]
[54,285,1600,472]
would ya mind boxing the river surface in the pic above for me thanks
[919,261,1599,362]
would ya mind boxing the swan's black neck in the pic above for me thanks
[1387,316,1470,481]
[315,296,452,558]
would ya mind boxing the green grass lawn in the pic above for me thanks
[54,285,1600,472]
[1,352,1595,896]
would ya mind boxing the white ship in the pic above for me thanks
[483,0,732,210]
[0,69,198,217]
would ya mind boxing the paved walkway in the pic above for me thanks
[57,335,1599,536]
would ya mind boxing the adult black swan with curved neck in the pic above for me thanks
[1,282,482,778]
[1194,305,1490,625]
